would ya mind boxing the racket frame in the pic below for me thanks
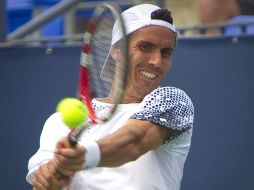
[68,2,128,145]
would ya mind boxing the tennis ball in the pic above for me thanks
[56,98,88,129]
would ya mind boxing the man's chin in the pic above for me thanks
[139,85,158,98]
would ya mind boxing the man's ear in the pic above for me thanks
[111,46,121,62]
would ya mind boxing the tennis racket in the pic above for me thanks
[67,2,128,145]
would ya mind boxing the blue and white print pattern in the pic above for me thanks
[130,87,194,131]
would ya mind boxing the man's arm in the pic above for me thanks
[32,119,170,190]
[55,119,171,171]
[97,119,171,167]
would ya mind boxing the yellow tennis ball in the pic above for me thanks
[56,98,88,129]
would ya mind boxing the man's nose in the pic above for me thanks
[148,50,162,67]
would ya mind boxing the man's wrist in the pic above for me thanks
[79,139,101,169]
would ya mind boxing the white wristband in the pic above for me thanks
[80,139,101,170]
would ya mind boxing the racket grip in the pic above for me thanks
[67,121,89,146]
[68,131,78,146]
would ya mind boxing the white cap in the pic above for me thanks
[112,4,177,45]
[100,4,177,81]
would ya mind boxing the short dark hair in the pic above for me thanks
[150,8,174,25]
[151,8,177,48]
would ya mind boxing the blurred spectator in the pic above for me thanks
[197,0,240,34]
[197,0,254,35]
[237,0,254,15]
[166,0,199,26]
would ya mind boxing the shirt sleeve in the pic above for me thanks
[26,113,70,184]
[130,87,194,131]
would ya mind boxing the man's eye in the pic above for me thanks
[161,49,172,58]
[139,43,152,52]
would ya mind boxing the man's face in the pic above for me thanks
[124,25,176,100]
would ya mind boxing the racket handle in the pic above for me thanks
[68,132,78,146]
[67,121,89,146]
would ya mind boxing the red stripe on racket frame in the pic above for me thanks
[79,65,97,124]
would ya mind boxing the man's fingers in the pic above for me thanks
[56,137,70,149]
[55,151,85,165]
[56,144,86,158]
[33,161,68,190]
[47,160,71,186]
[33,180,47,190]
[54,158,83,177]
[54,145,85,176]
[33,166,50,189]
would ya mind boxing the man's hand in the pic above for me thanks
[54,137,86,177]
[32,159,69,190]
[32,137,86,190]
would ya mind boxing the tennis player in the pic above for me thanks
[27,4,194,190]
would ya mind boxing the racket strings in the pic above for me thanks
[89,10,117,100]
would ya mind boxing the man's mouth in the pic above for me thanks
[139,70,157,79]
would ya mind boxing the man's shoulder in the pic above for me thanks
[142,86,194,107]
